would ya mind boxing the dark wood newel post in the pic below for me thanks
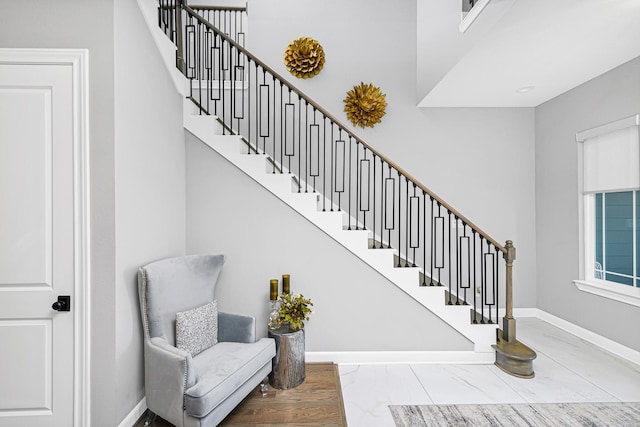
[503,240,516,343]
[175,0,186,73]
[493,239,537,378]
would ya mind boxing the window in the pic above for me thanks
[575,115,640,306]
[593,190,638,286]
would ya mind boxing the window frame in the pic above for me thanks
[575,115,640,308]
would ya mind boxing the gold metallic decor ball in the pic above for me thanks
[284,37,325,79]
[343,82,387,128]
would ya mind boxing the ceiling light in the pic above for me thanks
[516,86,534,93]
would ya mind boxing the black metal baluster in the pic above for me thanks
[405,177,409,267]
[380,158,385,248]
[310,108,319,192]
[304,101,309,193]
[235,48,244,135]
[437,203,444,290]
[197,22,203,115]
[322,117,327,211]
[486,247,492,324]
[372,153,377,246]
[384,165,394,247]
[220,35,225,133]
[397,171,402,267]
[422,191,427,285]
[347,136,353,230]
[247,58,252,154]
[479,236,485,324]
[410,184,417,267]
[298,98,302,192]
[355,142,360,229]
[330,123,335,210]
[495,245,500,325]
[360,147,369,231]
[226,34,231,121]
[279,81,283,173]
[448,211,456,304]
[472,230,478,323]
[272,75,276,173]
[258,69,267,153]
[335,130,344,210]
[465,224,471,304]
[231,45,236,133]
[455,216,460,304]
[382,164,387,245]
[284,89,294,173]
[430,196,435,286]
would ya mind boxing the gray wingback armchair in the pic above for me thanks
[138,254,275,426]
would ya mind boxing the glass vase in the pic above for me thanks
[268,300,280,330]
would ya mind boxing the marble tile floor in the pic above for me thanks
[339,318,640,427]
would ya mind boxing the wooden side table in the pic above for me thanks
[268,326,305,389]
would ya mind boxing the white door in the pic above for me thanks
[0,59,77,426]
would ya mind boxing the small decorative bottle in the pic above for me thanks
[269,279,280,330]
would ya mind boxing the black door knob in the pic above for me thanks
[52,295,71,311]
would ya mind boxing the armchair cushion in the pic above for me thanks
[218,311,256,343]
[176,300,218,357]
[185,338,276,418]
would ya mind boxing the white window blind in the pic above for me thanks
[578,116,640,194]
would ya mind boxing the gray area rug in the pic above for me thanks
[389,402,640,426]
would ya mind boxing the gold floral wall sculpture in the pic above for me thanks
[284,37,325,79]
[343,82,387,128]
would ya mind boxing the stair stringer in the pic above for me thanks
[184,112,498,354]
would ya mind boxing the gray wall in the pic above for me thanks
[535,56,640,352]
[1,0,188,424]
[0,1,117,425]
[246,0,537,307]
[185,134,473,351]
[114,0,186,422]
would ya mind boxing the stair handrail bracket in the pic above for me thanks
[158,0,536,376]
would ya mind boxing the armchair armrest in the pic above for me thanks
[218,312,256,343]
[144,337,195,426]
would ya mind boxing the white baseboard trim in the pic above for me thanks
[512,307,540,318]
[306,351,494,365]
[118,398,147,427]
[510,307,640,366]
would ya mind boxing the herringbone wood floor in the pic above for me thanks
[134,363,347,426]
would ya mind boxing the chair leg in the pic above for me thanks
[260,376,269,396]
[143,410,157,426]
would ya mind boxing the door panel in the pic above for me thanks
[0,88,52,286]
[0,319,51,411]
[0,63,74,426]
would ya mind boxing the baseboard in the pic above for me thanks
[118,398,147,427]
[306,351,494,365]
[509,307,640,366]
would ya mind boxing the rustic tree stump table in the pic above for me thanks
[268,326,305,389]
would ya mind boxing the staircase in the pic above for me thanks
[138,0,537,372]
[184,105,497,352]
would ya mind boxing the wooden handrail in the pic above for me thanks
[182,4,506,253]
[190,5,247,12]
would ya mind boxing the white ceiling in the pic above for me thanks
[418,0,640,107]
